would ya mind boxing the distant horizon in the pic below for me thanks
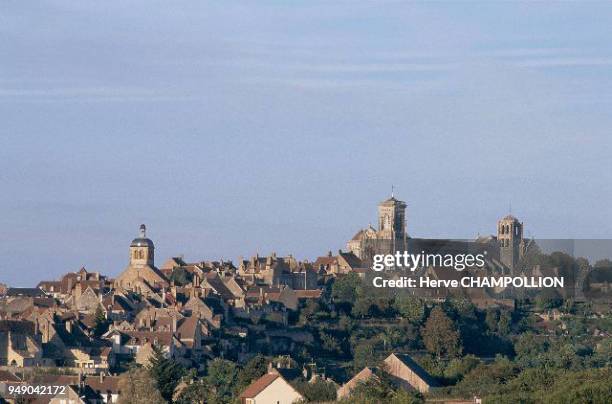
[4,196,612,288]
[3,2,612,286]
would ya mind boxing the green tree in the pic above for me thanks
[147,345,185,402]
[205,358,239,403]
[514,333,548,367]
[393,295,425,324]
[320,331,342,355]
[294,379,337,402]
[535,288,563,310]
[118,365,165,404]
[421,306,462,358]
[497,310,512,335]
[237,354,268,389]
[485,308,499,333]
[352,339,379,372]
[444,354,481,383]
[594,258,612,269]
[93,305,110,337]
[175,378,211,404]
[454,356,517,397]
[332,272,361,303]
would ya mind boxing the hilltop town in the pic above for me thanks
[0,196,610,404]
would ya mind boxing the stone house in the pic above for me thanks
[239,368,304,404]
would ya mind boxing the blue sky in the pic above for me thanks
[1,2,612,285]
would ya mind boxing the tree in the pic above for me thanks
[535,288,563,310]
[205,358,239,403]
[93,305,110,337]
[444,355,481,383]
[352,339,379,372]
[340,374,423,404]
[147,345,185,402]
[485,308,499,333]
[454,356,517,397]
[421,306,461,358]
[320,331,342,355]
[294,379,337,402]
[514,333,548,367]
[393,295,425,324]
[237,354,268,389]
[118,365,165,404]
[351,292,375,317]
[594,258,612,269]
[175,378,212,404]
[332,273,361,303]
[497,310,512,335]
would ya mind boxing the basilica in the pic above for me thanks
[347,194,527,271]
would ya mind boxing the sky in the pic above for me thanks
[1,1,612,286]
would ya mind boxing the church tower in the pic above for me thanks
[377,194,407,252]
[129,224,154,267]
[497,215,524,271]
[116,224,168,290]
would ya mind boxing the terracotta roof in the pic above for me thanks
[295,290,322,299]
[177,316,201,338]
[125,330,176,346]
[313,256,337,267]
[85,375,121,393]
[0,370,21,382]
[239,373,279,398]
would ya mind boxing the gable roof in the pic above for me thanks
[339,251,364,268]
[387,353,437,387]
[338,367,376,397]
[6,288,46,298]
[239,373,280,398]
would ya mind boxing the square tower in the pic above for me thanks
[378,196,407,252]
[497,215,524,271]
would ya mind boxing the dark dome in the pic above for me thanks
[130,238,154,248]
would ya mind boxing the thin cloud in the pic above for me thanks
[0,86,199,103]
[512,57,612,68]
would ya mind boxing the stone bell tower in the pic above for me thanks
[129,224,155,267]
[377,193,407,253]
[497,215,524,271]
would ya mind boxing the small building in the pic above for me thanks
[383,353,437,393]
[49,384,104,404]
[239,369,303,404]
[336,367,376,400]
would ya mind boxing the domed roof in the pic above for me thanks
[130,224,154,248]
[130,238,154,248]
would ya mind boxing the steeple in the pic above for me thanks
[129,224,154,266]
